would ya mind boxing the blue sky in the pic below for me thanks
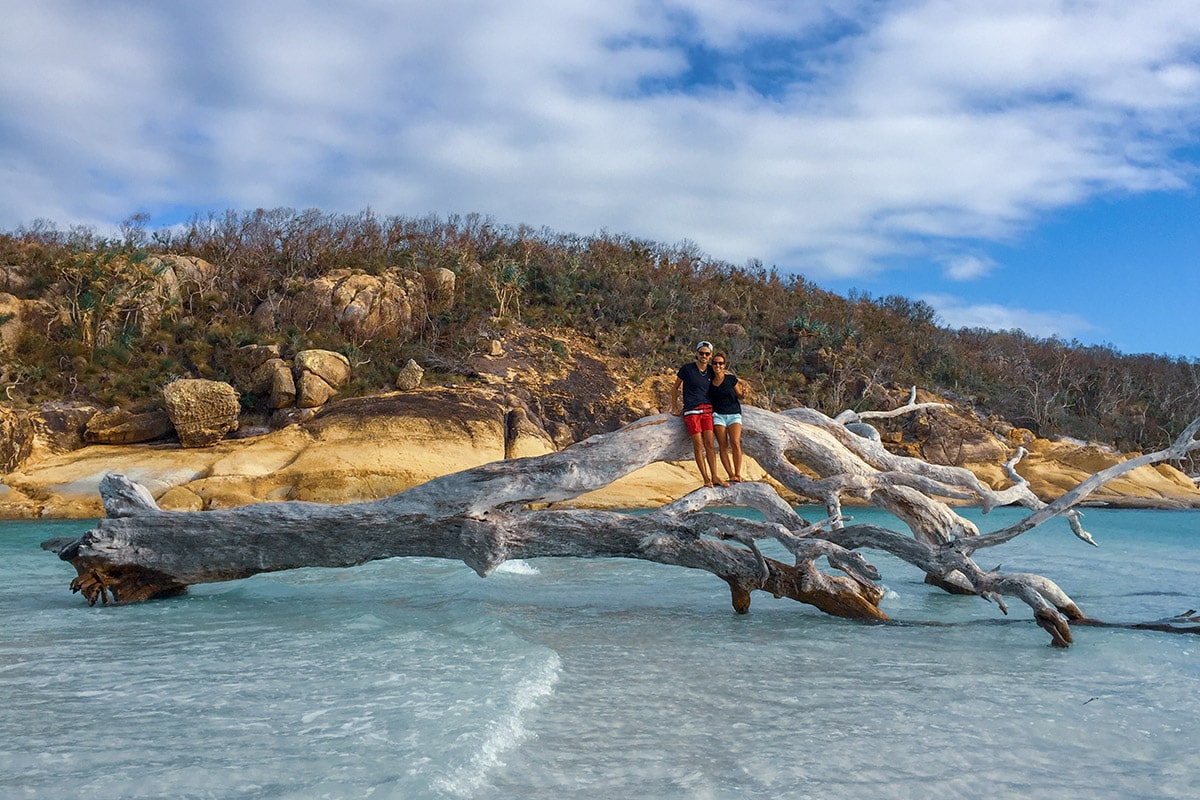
[3,0,1199,358]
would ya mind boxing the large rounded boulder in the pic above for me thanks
[283,269,427,343]
[163,379,241,447]
[294,349,351,409]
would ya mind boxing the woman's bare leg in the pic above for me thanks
[714,424,735,482]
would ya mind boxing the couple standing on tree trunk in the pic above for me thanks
[670,340,749,488]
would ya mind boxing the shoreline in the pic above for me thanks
[4,389,1199,520]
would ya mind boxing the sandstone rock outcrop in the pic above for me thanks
[3,323,1199,520]
[28,401,103,458]
[1013,437,1200,508]
[0,292,26,354]
[117,255,221,332]
[0,386,559,517]
[163,379,240,447]
[0,400,103,489]
[84,407,173,445]
[873,387,1200,508]
[0,405,33,473]
[145,255,218,306]
[282,269,427,344]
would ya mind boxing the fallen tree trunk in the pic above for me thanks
[43,399,1200,647]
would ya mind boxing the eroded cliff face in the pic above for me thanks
[2,326,1198,518]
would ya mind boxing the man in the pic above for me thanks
[670,340,724,488]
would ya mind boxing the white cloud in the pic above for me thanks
[1,0,1199,283]
[941,255,995,281]
[922,293,1096,341]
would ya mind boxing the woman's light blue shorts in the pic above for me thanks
[712,412,742,428]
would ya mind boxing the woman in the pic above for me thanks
[709,353,747,483]
[670,341,723,488]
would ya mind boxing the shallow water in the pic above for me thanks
[2,507,1198,799]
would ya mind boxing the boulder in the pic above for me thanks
[422,267,456,312]
[267,361,297,409]
[296,371,337,409]
[251,297,279,332]
[163,379,241,447]
[395,359,424,391]
[284,269,427,343]
[295,349,351,388]
[223,344,282,390]
[251,357,289,393]
[139,255,219,326]
[293,349,350,409]
[0,292,25,355]
[148,254,216,297]
[84,407,174,445]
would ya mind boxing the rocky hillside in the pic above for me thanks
[3,321,1198,519]
[2,215,1199,517]
[4,212,1200,467]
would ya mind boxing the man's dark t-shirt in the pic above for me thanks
[677,363,714,410]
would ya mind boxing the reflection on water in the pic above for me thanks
[3,508,1198,799]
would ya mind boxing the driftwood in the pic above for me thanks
[43,396,1200,647]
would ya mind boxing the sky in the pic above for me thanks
[2,0,1199,359]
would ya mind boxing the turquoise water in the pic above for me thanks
[2,507,1198,799]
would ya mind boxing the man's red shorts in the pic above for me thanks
[682,404,714,434]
